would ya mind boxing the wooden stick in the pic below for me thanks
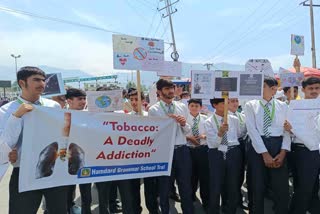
[223,96,229,124]
[136,70,142,116]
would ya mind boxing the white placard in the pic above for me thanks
[287,99,320,150]
[86,90,123,112]
[19,107,177,192]
[113,34,164,71]
[280,73,304,87]
[156,61,182,77]
[43,73,66,97]
[291,34,304,56]
[238,72,264,99]
[213,71,239,98]
[245,59,274,77]
[191,70,215,99]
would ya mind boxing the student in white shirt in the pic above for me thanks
[148,79,194,214]
[0,66,68,214]
[205,98,242,214]
[244,76,290,214]
[128,89,159,214]
[65,88,92,214]
[284,77,320,214]
[186,99,209,211]
[227,98,248,210]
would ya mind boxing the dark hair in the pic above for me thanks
[128,90,145,100]
[264,76,278,87]
[65,88,86,99]
[180,91,190,99]
[210,98,224,106]
[283,86,298,93]
[302,77,320,88]
[188,99,202,106]
[17,66,46,88]
[156,79,175,90]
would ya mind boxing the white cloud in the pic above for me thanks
[0,29,118,76]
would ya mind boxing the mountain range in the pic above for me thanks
[0,63,245,87]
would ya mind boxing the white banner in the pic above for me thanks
[156,61,182,77]
[113,34,165,71]
[19,107,176,192]
[291,34,304,56]
[86,90,123,112]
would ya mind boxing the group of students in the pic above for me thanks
[0,66,320,214]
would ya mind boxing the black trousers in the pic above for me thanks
[96,180,133,214]
[247,136,289,214]
[289,146,320,214]
[131,177,159,214]
[9,167,68,214]
[67,183,92,214]
[208,146,243,214]
[158,145,194,214]
[189,145,210,208]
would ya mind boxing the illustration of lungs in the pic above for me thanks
[35,142,58,179]
[68,143,85,175]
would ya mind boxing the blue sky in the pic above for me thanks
[0,0,319,77]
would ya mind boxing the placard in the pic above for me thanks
[213,71,239,98]
[280,72,304,87]
[156,61,182,77]
[239,72,264,99]
[245,59,274,77]
[191,70,215,99]
[86,90,123,112]
[43,73,66,97]
[291,34,304,56]
[287,99,320,150]
[113,34,164,71]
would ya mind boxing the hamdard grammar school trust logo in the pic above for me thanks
[81,168,91,177]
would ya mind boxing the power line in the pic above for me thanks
[206,0,294,62]
[204,0,267,62]
[0,6,122,34]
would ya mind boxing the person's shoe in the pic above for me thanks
[110,204,122,213]
[70,205,81,214]
[169,193,181,203]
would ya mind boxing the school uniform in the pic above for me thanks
[0,97,68,214]
[205,113,243,214]
[149,100,194,214]
[244,98,290,214]
[289,111,320,214]
[186,113,209,209]
[129,110,159,214]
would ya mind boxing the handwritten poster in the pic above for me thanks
[113,34,164,71]
[87,90,123,112]
[280,72,304,87]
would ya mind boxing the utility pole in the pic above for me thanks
[158,0,179,61]
[204,63,214,71]
[301,0,319,68]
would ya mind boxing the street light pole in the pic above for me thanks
[10,54,21,73]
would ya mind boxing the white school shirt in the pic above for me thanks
[205,113,241,149]
[244,98,291,154]
[229,111,247,139]
[148,100,191,146]
[129,110,148,116]
[186,113,208,147]
[0,96,60,167]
